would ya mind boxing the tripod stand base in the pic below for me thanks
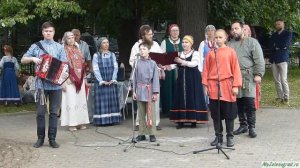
[123,137,137,152]
[193,143,235,159]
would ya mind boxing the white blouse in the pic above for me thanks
[170,50,203,72]
[160,38,181,53]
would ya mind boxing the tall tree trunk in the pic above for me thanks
[118,0,143,71]
[117,19,139,71]
[176,0,207,48]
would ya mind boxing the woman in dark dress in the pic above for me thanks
[160,24,183,116]
[0,45,21,105]
[169,35,208,129]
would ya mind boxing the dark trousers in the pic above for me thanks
[213,119,234,138]
[36,89,62,140]
[236,97,256,129]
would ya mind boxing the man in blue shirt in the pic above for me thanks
[269,19,292,103]
[21,21,67,148]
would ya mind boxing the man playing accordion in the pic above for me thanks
[21,21,67,148]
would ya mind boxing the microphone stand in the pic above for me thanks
[193,48,235,159]
[122,55,139,152]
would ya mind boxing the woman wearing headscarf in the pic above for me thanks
[92,37,120,126]
[198,25,216,68]
[0,45,21,105]
[198,25,216,105]
[169,35,208,129]
[160,24,183,116]
[60,31,89,131]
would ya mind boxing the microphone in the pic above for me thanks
[135,53,141,58]
[213,46,222,98]
[133,53,140,66]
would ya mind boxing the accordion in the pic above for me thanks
[35,54,69,85]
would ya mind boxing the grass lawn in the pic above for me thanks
[260,67,300,109]
[0,103,36,114]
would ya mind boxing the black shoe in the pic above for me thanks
[49,140,60,148]
[134,125,139,131]
[135,135,146,142]
[190,123,196,128]
[233,126,248,135]
[210,137,223,146]
[149,135,156,142]
[249,128,257,138]
[33,139,44,148]
[156,126,162,131]
[176,123,183,129]
[226,137,234,147]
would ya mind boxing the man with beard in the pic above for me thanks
[129,25,163,131]
[228,20,265,138]
[269,19,292,103]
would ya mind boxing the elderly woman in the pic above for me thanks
[160,24,183,116]
[198,25,216,105]
[60,31,89,131]
[169,35,208,129]
[92,37,120,126]
[0,45,21,105]
[198,25,216,66]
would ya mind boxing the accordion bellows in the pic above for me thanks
[35,54,69,85]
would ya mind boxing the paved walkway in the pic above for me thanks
[0,108,300,168]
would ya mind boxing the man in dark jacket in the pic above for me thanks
[269,18,292,103]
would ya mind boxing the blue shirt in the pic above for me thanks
[79,40,92,61]
[24,39,67,90]
[269,30,292,64]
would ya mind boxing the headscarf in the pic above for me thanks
[205,25,216,33]
[168,24,179,33]
[97,37,109,49]
[183,35,194,45]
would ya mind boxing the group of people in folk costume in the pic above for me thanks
[20,22,122,148]
[19,17,286,149]
[129,21,265,146]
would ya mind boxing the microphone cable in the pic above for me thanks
[70,127,131,148]
[69,124,212,156]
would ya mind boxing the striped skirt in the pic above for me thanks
[93,83,120,125]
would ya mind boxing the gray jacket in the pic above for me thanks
[228,37,265,98]
[133,58,160,102]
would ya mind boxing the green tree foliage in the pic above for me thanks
[0,0,85,28]
[0,0,34,27]
[209,0,300,33]
[95,0,136,36]
[89,0,176,37]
